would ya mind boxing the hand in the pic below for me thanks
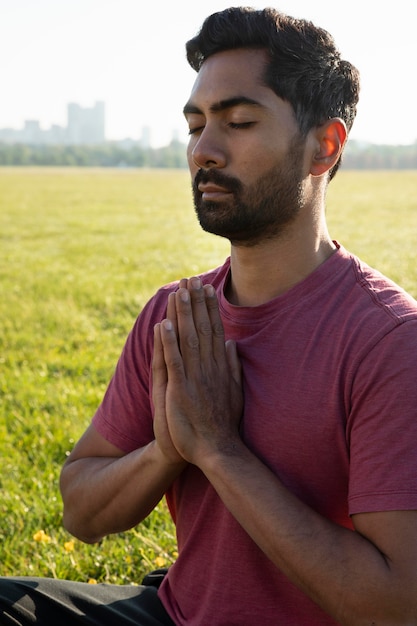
[158,277,243,465]
[152,283,188,467]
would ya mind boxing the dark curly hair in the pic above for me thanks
[186,7,360,178]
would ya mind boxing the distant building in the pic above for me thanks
[0,101,106,145]
[67,101,105,144]
[22,120,41,143]
[139,125,151,149]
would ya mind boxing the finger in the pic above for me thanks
[166,279,188,335]
[204,284,226,365]
[188,276,215,362]
[225,339,242,387]
[159,318,186,384]
[166,291,178,335]
[174,284,204,370]
[152,323,167,412]
[152,323,167,382]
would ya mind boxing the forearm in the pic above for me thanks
[60,440,185,543]
[200,442,412,626]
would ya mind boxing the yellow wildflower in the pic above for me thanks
[33,530,51,543]
[88,578,98,584]
[64,540,75,553]
[154,556,166,568]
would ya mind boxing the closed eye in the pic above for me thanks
[228,122,255,129]
[188,121,255,135]
[188,126,205,136]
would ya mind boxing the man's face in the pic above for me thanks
[183,48,308,246]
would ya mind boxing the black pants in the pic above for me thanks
[0,575,176,625]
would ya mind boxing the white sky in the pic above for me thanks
[1,0,416,146]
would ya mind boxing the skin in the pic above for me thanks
[60,49,417,625]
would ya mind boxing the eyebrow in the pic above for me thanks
[183,96,264,117]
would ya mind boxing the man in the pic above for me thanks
[1,6,417,626]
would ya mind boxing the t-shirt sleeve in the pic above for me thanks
[92,286,172,453]
[348,319,417,514]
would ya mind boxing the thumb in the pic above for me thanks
[225,339,242,387]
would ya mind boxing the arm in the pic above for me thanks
[199,443,417,625]
[60,425,186,543]
[156,277,417,625]
[60,289,187,544]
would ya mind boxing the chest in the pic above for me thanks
[231,320,353,522]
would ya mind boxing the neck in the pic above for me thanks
[225,218,336,307]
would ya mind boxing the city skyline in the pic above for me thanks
[0,101,106,145]
[0,100,180,147]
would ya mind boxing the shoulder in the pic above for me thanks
[336,245,417,324]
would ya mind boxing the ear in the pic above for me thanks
[310,118,347,177]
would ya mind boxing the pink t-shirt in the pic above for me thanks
[93,244,417,625]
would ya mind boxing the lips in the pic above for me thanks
[198,183,232,200]
[193,169,242,202]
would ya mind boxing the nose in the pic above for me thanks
[189,126,227,170]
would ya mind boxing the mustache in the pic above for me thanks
[193,168,243,195]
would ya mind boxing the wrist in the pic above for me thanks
[152,439,188,473]
[198,436,248,476]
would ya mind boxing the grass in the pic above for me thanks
[1,167,416,583]
[326,170,417,295]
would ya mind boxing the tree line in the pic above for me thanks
[0,139,416,169]
[0,140,188,168]
[342,141,417,170]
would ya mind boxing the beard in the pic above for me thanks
[192,135,306,247]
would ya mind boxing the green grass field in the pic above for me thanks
[1,167,416,583]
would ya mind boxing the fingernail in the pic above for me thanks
[179,289,189,303]
[205,284,215,297]
[190,276,201,290]
[163,319,173,331]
